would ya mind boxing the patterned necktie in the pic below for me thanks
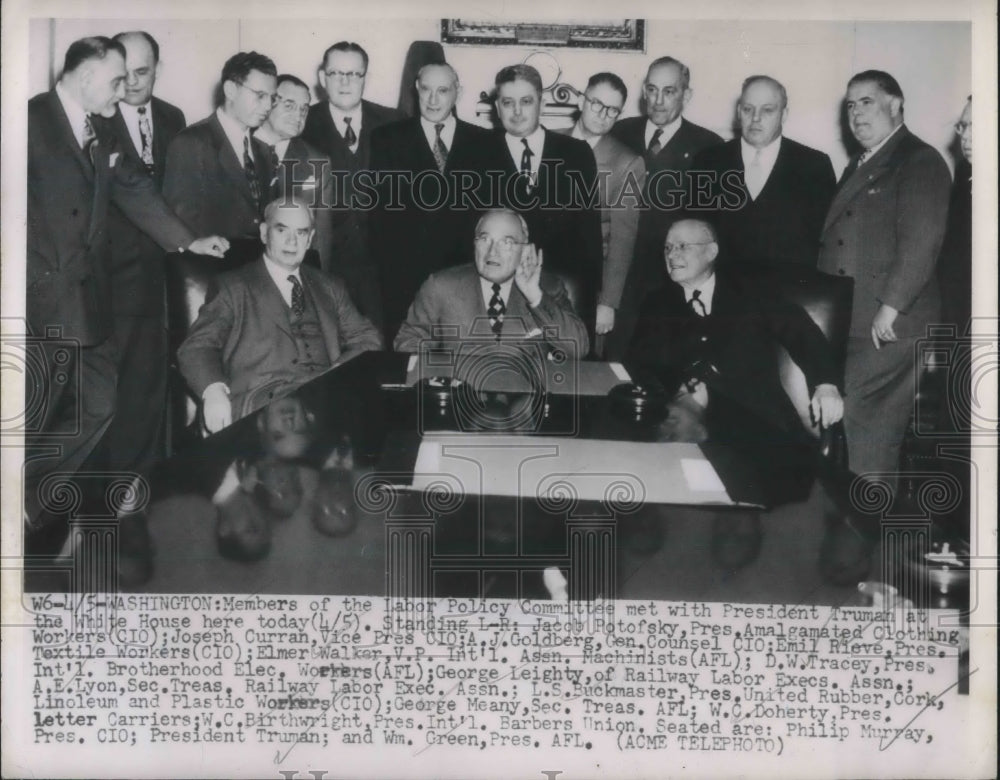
[520,138,534,186]
[744,149,765,200]
[689,289,707,317]
[244,135,261,211]
[288,274,305,319]
[81,115,97,164]
[268,144,282,199]
[137,106,154,171]
[487,283,505,337]
[432,123,449,173]
[343,116,357,148]
[857,149,872,167]
[646,128,663,160]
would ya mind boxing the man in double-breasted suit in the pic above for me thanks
[178,199,383,432]
[394,210,589,359]
[611,56,722,354]
[556,72,646,360]
[818,71,950,481]
[163,51,279,255]
[25,36,226,541]
[254,73,336,271]
[301,41,404,327]
[96,31,187,479]
[370,62,493,342]
[693,75,836,269]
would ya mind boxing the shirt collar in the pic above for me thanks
[262,254,302,305]
[863,123,904,161]
[118,100,151,121]
[480,275,514,305]
[420,114,455,135]
[216,106,251,159]
[740,134,782,166]
[506,125,546,155]
[328,103,362,126]
[55,81,90,147]
[682,272,717,313]
[646,115,682,147]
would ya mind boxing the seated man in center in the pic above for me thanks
[394,208,589,360]
[178,197,383,432]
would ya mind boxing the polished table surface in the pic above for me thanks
[117,351,964,609]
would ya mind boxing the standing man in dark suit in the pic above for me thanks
[555,72,646,359]
[370,62,493,341]
[25,37,227,541]
[95,31,186,481]
[178,198,383,432]
[254,74,336,271]
[301,41,403,327]
[486,64,603,335]
[611,57,722,352]
[163,51,279,260]
[818,71,950,483]
[693,75,836,269]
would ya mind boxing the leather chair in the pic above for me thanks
[765,266,854,466]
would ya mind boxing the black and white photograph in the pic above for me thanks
[1,0,995,777]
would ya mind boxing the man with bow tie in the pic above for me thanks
[25,36,227,550]
[254,73,335,272]
[178,198,383,433]
[818,71,950,484]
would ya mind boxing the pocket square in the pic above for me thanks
[109,152,120,168]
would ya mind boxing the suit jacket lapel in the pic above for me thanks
[249,259,293,338]
[825,126,909,230]
[301,266,343,362]
[409,118,438,171]
[151,99,171,175]
[210,113,257,211]
[50,91,95,182]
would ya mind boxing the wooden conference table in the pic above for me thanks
[114,351,960,608]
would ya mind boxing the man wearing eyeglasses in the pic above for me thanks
[255,74,335,272]
[163,51,279,253]
[370,62,493,343]
[555,72,646,360]
[610,57,722,361]
[485,64,603,343]
[301,41,403,329]
[693,75,836,269]
[394,209,589,358]
[628,218,843,438]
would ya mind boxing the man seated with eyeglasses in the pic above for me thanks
[628,218,844,439]
[393,208,589,361]
[254,73,335,271]
[164,51,280,262]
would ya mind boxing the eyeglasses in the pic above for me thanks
[475,234,527,251]
[954,121,971,134]
[664,241,714,254]
[584,96,622,120]
[238,82,278,106]
[326,70,366,82]
[277,98,310,117]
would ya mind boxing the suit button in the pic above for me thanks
[838,269,846,276]
[846,210,852,216]
[701,336,708,342]
[837,239,844,246]
[268,391,274,398]
[292,358,298,364]
[72,208,79,216]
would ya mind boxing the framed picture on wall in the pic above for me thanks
[441,18,646,51]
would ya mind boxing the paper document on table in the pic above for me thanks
[681,457,728,493]
[409,436,734,505]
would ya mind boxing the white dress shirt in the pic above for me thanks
[328,103,362,150]
[683,272,717,316]
[741,135,782,199]
[119,101,151,158]
[859,123,904,164]
[216,107,253,167]
[645,115,682,150]
[263,255,303,308]
[505,126,545,181]
[420,115,456,152]
[55,81,90,149]
[480,277,514,311]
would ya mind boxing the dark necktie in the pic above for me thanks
[520,138,534,186]
[288,274,305,319]
[432,123,449,173]
[343,116,357,148]
[268,144,282,199]
[646,128,664,160]
[689,289,707,317]
[81,115,97,166]
[487,283,505,337]
[137,106,154,171]
[244,135,261,211]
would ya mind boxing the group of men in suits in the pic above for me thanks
[25,30,968,560]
